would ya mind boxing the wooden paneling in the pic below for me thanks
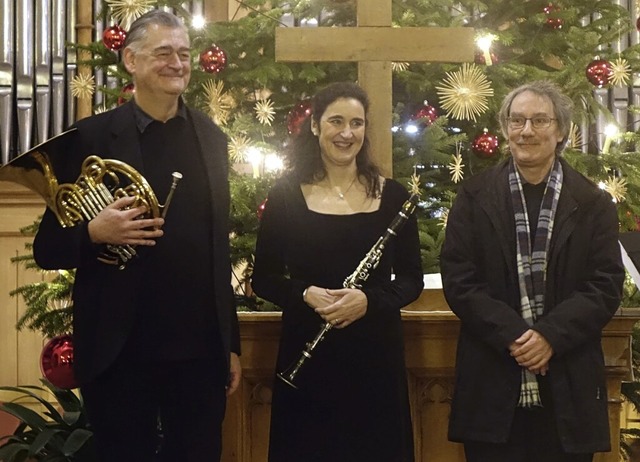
[0,182,47,393]
[225,309,640,462]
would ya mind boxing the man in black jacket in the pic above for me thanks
[441,81,624,461]
[33,10,241,462]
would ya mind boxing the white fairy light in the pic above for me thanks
[192,15,206,29]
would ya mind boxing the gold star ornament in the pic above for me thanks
[409,172,422,197]
[392,62,410,72]
[448,154,465,183]
[568,123,583,150]
[229,135,251,163]
[438,208,449,228]
[610,58,631,87]
[70,73,95,101]
[203,79,235,127]
[602,176,627,203]
[106,0,155,29]
[254,99,276,126]
[436,63,494,122]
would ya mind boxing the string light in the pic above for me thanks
[192,14,206,29]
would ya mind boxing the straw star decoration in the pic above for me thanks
[610,57,631,87]
[94,105,111,115]
[106,0,155,29]
[70,73,95,101]
[448,153,465,183]
[409,171,422,196]
[568,123,583,150]
[436,63,493,122]
[603,176,627,203]
[203,79,235,127]
[392,62,410,73]
[254,99,276,126]
[438,208,449,228]
[229,135,251,163]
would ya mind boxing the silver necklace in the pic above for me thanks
[332,176,357,200]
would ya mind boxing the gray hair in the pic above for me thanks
[123,10,188,52]
[497,80,574,154]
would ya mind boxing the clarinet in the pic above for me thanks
[277,192,420,389]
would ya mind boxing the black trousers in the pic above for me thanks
[463,407,592,462]
[81,357,227,462]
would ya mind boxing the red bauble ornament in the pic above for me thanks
[636,16,640,32]
[585,59,612,88]
[102,25,127,51]
[199,45,227,74]
[118,82,135,105]
[287,99,313,136]
[472,129,499,158]
[543,4,563,29]
[257,198,268,220]
[40,334,78,389]
[410,102,438,126]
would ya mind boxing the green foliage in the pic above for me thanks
[75,0,640,274]
[0,380,94,462]
[13,0,640,317]
[9,225,74,339]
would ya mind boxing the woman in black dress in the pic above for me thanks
[251,82,423,462]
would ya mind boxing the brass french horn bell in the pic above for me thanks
[0,128,182,269]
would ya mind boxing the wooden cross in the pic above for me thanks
[276,0,474,176]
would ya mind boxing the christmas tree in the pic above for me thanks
[83,0,640,272]
[15,0,640,337]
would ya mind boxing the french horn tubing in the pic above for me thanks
[0,129,182,270]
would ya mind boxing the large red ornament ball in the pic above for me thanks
[287,99,313,136]
[410,102,438,126]
[40,334,78,389]
[103,25,127,51]
[543,4,563,29]
[257,198,268,220]
[118,82,135,105]
[586,59,612,88]
[637,16,640,32]
[472,130,499,158]
[199,45,228,74]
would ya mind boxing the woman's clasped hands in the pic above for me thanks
[303,285,368,328]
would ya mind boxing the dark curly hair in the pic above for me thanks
[284,82,381,197]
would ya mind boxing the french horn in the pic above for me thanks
[0,128,182,269]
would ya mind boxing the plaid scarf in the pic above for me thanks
[508,157,563,408]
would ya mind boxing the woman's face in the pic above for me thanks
[311,97,366,168]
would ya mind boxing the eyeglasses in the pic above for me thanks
[507,116,557,130]
[140,48,192,63]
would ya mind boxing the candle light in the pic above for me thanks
[602,124,619,154]
[246,147,263,178]
[476,33,496,66]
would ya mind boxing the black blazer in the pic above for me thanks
[440,157,624,452]
[33,102,240,384]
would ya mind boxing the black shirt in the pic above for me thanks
[523,181,547,241]
[124,100,219,361]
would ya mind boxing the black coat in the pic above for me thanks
[33,102,240,385]
[440,157,624,453]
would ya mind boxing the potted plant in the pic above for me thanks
[0,379,94,462]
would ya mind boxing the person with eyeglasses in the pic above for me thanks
[33,10,241,462]
[440,80,624,462]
